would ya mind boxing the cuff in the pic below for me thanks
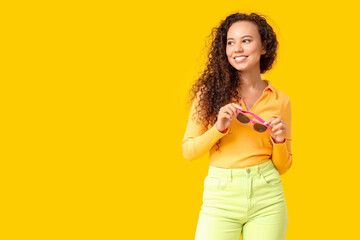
[270,136,286,145]
[211,124,229,136]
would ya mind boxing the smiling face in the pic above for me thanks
[226,21,266,72]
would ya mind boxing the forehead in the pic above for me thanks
[227,21,260,38]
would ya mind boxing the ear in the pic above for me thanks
[261,47,266,55]
[261,43,266,55]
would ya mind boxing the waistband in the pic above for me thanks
[208,160,275,179]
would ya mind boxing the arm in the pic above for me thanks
[270,96,293,175]
[181,99,229,161]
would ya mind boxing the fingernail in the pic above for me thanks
[234,104,242,109]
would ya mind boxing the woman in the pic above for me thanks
[182,12,292,240]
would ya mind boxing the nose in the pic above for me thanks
[234,43,244,52]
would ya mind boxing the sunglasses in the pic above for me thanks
[235,96,271,133]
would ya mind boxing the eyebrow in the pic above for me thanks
[227,35,253,40]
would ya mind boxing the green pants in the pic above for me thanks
[195,160,288,240]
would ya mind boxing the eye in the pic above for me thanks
[227,41,233,45]
[243,39,251,43]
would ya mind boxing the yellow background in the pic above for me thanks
[1,0,359,239]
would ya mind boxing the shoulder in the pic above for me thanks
[266,80,290,105]
[274,88,290,105]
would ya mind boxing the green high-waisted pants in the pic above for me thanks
[194,160,288,240]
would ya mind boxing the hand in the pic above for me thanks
[263,117,287,143]
[215,102,243,132]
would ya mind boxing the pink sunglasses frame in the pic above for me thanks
[235,96,271,133]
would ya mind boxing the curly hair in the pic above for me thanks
[185,12,279,152]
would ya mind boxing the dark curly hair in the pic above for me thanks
[185,12,279,152]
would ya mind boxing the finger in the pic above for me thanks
[222,112,231,120]
[269,118,282,127]
[226,105,237,117]
[263,118,275,125]
[271,118,281,124]
[231,103,243,110]
[272,122,284,132]
[275,129,283,135]
[228,104,237,114]
[225,110,234,119]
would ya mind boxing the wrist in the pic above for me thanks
[272,137,285,144]
[216,124,228,133]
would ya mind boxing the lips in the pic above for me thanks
[234,55,247,58]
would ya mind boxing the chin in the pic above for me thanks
[232,65,248,72]
[229,60,246,71]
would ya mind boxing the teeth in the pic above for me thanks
[235,57,246,60]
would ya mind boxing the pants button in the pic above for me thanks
[246,169,250,173]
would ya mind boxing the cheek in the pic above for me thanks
[246,46,258,56]
[226,48,231,58]
[226,53,233,63]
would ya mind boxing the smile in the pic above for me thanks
[234,56,247,63]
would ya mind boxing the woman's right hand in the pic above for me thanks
[215,103,243,132]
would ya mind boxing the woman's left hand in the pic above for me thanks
[263,117,287,143]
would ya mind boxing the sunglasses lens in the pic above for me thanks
[254,123,267,132]
[237,112,250,123]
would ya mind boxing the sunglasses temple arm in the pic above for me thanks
[238,96,245,105]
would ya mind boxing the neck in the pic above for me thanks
[237,68,265,91]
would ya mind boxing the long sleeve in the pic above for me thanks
[270,96,293,175]
[181,99,229,161]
